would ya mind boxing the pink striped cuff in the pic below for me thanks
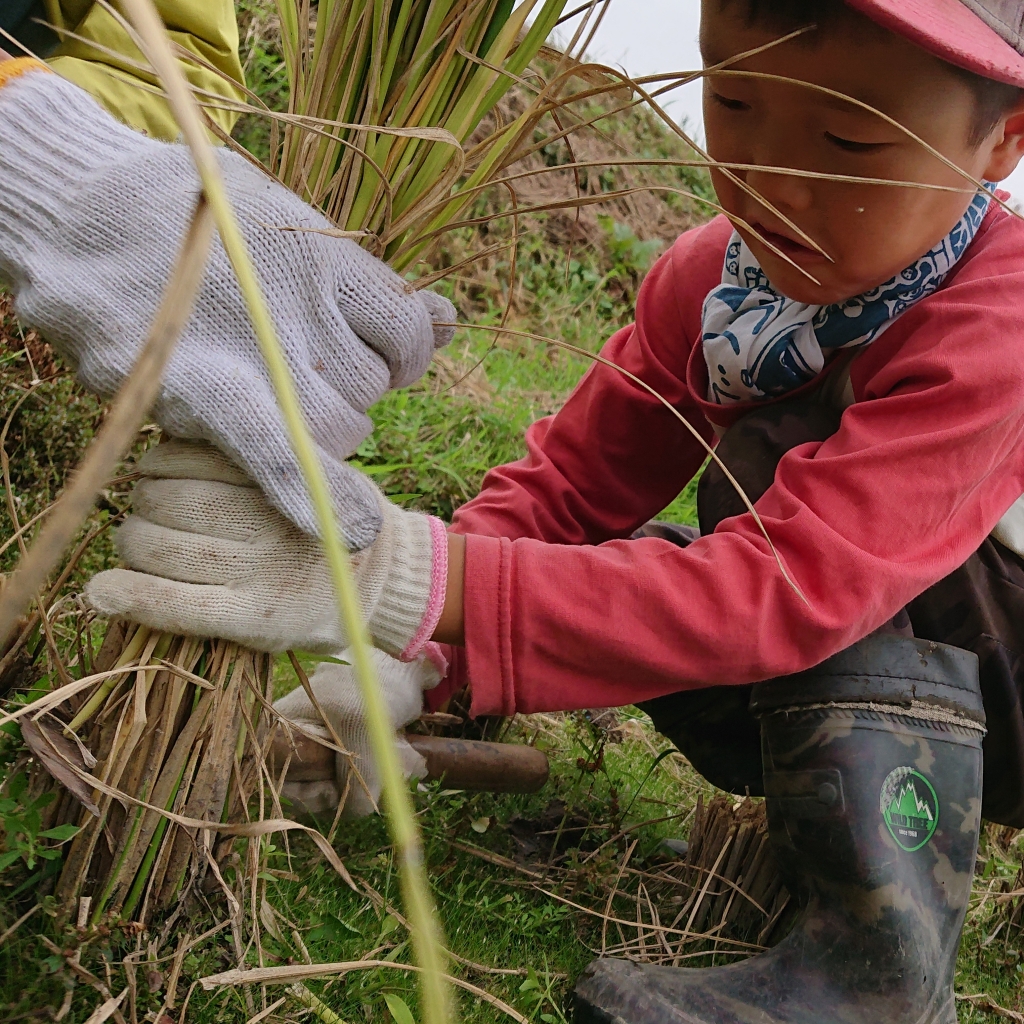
[400,516,449,661]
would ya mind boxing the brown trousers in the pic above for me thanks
[636,398,1024,828]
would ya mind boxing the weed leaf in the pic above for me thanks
[383,992,416,1024]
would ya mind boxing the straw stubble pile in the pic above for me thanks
[665,794,792,952]
[595,795,792,967]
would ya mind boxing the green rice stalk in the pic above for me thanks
[65,623,150,733]
[270,0,569,268]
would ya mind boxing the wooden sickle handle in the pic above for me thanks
[407,734,549,793]
[270,729,549,794]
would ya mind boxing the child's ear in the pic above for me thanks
[982,98,1024,183]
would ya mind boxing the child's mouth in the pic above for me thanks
[750,224,825,262]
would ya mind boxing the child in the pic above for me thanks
[6,0,1024,1020]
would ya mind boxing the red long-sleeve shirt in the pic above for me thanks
[440,207,1024,718]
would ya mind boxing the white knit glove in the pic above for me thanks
[274,648,443,818]
[0,65,456,550]
[84,440,448,658]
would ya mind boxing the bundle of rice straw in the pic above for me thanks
[43,0,574,929]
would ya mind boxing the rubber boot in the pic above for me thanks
[574,635,986,1024]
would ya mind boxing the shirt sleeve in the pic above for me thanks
[450,219,730,544]
[45,0,244,141]
[454,210,1024,719]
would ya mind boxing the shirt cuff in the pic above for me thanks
[398,515,449,661]
[463,533,517,718]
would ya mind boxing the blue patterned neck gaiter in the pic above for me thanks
[702,187,994,405]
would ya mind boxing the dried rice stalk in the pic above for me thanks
[49,624,276,925]
[652,794,792,957]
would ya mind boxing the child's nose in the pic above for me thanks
[744,164,814,215]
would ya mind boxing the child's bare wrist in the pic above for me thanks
[432,532,466,646]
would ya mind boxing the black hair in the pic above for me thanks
[719,0,1022,145]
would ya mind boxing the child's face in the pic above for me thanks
[701,1,1024,304]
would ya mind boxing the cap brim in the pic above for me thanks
[845,0,1024,87]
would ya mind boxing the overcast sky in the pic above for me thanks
[553,1,1024,199]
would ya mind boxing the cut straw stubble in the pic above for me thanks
[49,629,278,924]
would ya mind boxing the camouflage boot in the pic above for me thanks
[574,635,986,1024]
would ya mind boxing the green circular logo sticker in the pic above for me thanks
[880,767,939,852]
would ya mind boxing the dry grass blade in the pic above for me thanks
[0,904,40,946]
[533,887,764,950]
[602,838,637,955]
[0,198,215,648]
[955,993,1024,1022]
[418,157,972,229]
[245,995,287,1024]
[81,989,128,1024]
[21,718,100,816]
[707,70,1014,218]
[0,664,144,729]
[200,960,529,1024]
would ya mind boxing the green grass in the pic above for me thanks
[0,712,718,1024]
[4,709,1021,1023]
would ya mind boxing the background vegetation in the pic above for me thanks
[1,3,1022,1021]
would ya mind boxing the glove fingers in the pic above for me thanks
[317,648,429,728]
[419,290,457,350]
[157,362,379,544]
[130,478,287,541]
[337,734,426,819]
[243,443,385,551]
[299,317,391,415]
[85,568,267,646]
[397,734,428,783]
[281,779,341,820]
[273,685,319,723]
[166,391,385,550]
[279,664,366,728]
[338,756,379,818]
[332,246,437,390]
[291,367,375,461]
[115,516,264,585]
[137,438,254,484]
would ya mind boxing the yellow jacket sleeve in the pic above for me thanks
[43,0,244,141]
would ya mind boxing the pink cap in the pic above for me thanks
[845,0,1024,87]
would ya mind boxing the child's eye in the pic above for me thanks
[710,91,750,112]
[824,131,888,153]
